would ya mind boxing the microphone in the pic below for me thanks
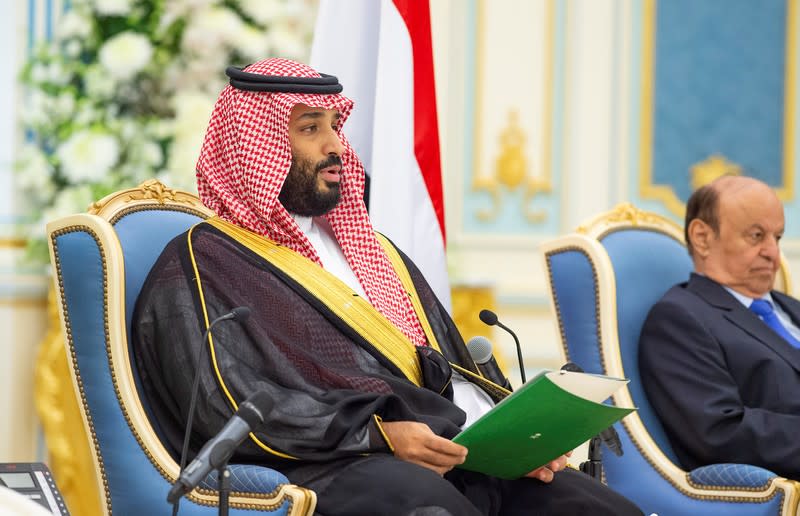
[205,306,251,326]
[466,336,512,390]
[172,306,251,514]
[478,309,526,384]
[560,362,623,457]
[167,391,273,504]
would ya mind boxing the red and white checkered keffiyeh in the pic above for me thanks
[196,58,427,347]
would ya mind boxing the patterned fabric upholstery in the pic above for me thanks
[689,464,776,489]
[200,465,291,493]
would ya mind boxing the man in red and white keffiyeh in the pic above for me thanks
[134,58,642,516]
[197,58,429,349]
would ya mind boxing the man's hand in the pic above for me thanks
[525,451,572,483]
[381,421,468,476]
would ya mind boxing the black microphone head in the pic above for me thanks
[478,309,498,326]
[466,336,493,364]
[231,306,251,322]
[560,362,584,373]
[237,391,273,427]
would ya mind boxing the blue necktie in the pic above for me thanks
[749,299,800,348]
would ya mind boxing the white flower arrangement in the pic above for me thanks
[56,129,121,182]
[98,31,154,80]
[17,0,317,263]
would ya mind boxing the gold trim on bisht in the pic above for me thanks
[374,233,442,354]
[202,217,424,386]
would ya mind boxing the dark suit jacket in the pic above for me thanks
[639,273,800,479]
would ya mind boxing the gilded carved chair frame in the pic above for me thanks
[46,180,315,515]
[541,203,800,515]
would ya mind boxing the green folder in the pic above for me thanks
[452,369,636,479]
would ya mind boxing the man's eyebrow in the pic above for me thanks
[744,223,784,235]
[295,111,342,121]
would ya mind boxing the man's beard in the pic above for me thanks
[279,155,342,217]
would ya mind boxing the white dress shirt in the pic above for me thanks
[292,214,367,298]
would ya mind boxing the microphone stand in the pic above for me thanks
[579,436,603,481]
[218,463,231,516]
[496,320,526,384]
[560,361,621,481]
[207,441,236,516]
[171,307,250,516]
[478,309,526,384]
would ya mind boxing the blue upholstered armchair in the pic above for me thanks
[541,203,800,516]
[47,180,315,515]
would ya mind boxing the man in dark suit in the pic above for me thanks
[639,175,800,479]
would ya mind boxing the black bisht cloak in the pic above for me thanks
[132,221,505,482]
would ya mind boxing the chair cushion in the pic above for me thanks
[201,465,291,494]
[689,464,777,489]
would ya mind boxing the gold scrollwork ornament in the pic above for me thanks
[473,109,550,223]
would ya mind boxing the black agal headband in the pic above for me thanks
[226,66,344,94]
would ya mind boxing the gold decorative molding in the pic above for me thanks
[600,203,675,227]
[638,0,686,219]
[471,0,555,226]
[524,177,552,224]
[495,110,528,190]
[34,286,102,516]
[451,283,496,343]
[576,202,684,242]
[471,175,502,222]
[45,181,313,513]
[472,109,552,223]
[450,283,509,373]
[473,109,526,221]
[0,297,48,308]
[777,0,797,203]
[0,238,26,248]
[88,179,208,218]
[689,154,742,190]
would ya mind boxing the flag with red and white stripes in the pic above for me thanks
[310,0,451,312]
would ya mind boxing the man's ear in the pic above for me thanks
[688,219,712,257]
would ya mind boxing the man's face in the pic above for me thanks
[697,182,785,298]
[279,104,345,216]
